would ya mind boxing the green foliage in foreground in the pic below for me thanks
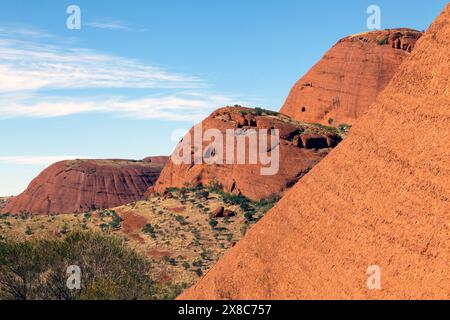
[0,231,159,300]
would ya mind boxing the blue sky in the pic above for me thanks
[0,0,446,195]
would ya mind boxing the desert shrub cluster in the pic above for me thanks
[0,231,158,300]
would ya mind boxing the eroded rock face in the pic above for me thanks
[1,159,166,215]
[154,107,344,200]
[180,6,450,300]
[280,28,423,126]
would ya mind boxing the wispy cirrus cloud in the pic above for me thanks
[0,25,247,121]
[0,38,202,93]
[0,91,238,121]
[0,24,53,39]
[86,19,145,32]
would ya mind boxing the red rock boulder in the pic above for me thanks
[223,209,236,218]
[213,207,225,218]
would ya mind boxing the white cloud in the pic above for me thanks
[0,38,202,93]
[0,24,53,39]
[0,91,239,121]
[0,25,249,121]
[0,156,87,166]
[86,19,144,31]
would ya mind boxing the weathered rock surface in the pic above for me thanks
[180,5,450,299]
[223,209,236,218]
[154,107,344,200]
[143,156,169,165]
[213,207,225,218]
[1,158,166,215]
[280,28,423,126]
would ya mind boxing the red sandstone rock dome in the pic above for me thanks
[280,28,423,126]
[180,4,450,300]
[1,158,166,215]
[153,106,345,200]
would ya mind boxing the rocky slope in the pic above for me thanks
[180,4,450,299]
[280,28,422,126]
[0,186,278,298]
[0,197,10,211]
[153,107,345,200]
[1,158,166,215]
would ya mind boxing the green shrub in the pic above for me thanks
[377,36,389,45]
[142,224,156,239]
[175,215,188,226]
[253,107,264,116]
[253,107,278,116]
[0,231,158,300]
[196,190,210,200]
[244,212,254,221]
[163,256,177,266]
[25,226,33,236]
[205,181,224,194]
[165,187,180,193]
[160,282,188,300]
[109,211,123,230]
[192,260,202,267]
[221,193,250,207]
[200,250,211,260]
[208,219,218,229]
[97,209,109,219]
[193,268,203,277]
[220,193,253,212]
[254,194,280,216]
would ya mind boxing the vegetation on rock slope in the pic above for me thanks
[0,184,279,300]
